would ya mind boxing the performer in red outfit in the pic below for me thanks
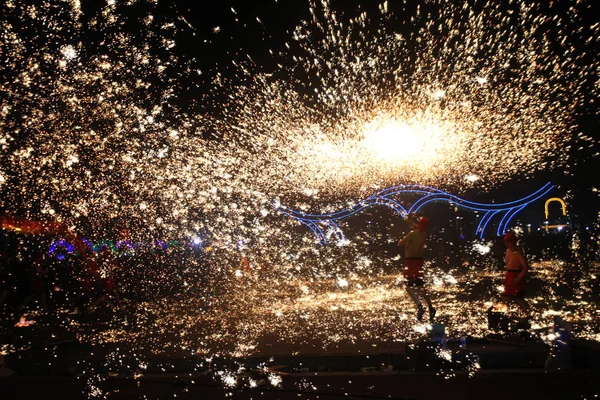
[398,215,435,322]
[500,231,530,316]
[88,245,123,310]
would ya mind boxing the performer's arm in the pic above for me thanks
[398,231,413,247]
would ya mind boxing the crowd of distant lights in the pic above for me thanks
[47,237,187,259]
[45,182,554,255]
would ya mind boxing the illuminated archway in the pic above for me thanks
[545,197,566,220]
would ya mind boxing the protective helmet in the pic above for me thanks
[417,216,430,232]
[503,231,517,242]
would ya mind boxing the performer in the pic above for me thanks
[19,249,49,311]
[88,245,123,311]
[500,231,530,317]
[398,215,435,322]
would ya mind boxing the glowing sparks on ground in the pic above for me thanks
[1,259,585,360]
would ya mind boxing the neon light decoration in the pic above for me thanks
[544,197,567,220]
[47,238,183,258]
[276,183,555,243]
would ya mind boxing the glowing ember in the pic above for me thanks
[14,316,35,328]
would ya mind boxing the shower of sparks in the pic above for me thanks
[0,0,599,394]
[0,0,597,245]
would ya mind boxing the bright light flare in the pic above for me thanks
[362,118,434,162]
[465,174,480,183]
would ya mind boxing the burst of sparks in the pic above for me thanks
[0,1,599,396]
[0,0,596,246]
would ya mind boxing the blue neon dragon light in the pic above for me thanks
[275,182,554,243]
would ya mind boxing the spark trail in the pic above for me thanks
[1,1,597,248]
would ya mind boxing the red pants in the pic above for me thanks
[403,258,424,280]
[503,270,526,298]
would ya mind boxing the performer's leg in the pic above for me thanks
[112,287,123,310]
[501,295,530,317]
[406,284,425,321]
[40,292,48,311]
[19,294,34,311]
[514,297,530,317]
[406,285,422,307]
[415,287,433,309]
[416,286,436,321]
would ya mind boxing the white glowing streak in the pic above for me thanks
[337,278,349,288]
[362,120,417,161]
[473,243,491,255]
[437,348,452,361]
[221,373,237,388]
[465,174,480,182]
[413,324,428,334]
[268,374,282,387]
[60,45,77,60]
[362,119,448,163]
[433,89,446,100]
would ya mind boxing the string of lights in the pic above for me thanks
[277,183,555,243]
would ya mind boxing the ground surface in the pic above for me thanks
[1,258,599,399]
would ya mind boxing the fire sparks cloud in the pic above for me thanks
[0,0,599,381]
